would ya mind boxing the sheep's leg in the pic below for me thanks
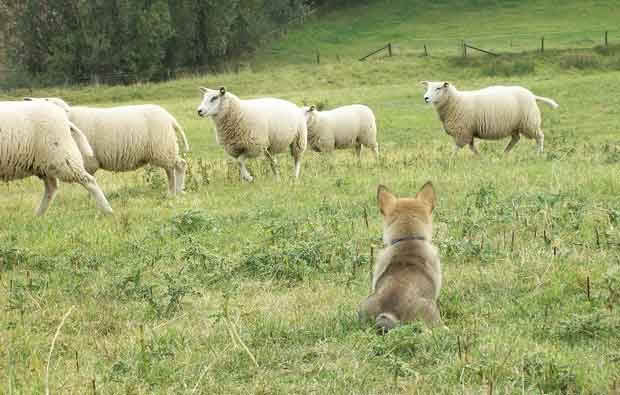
[174,158,187,194]
[289,141,303,180]
[293,158,302,179]
[238,155,254,182]
[264,149,280,180]
[36,176,59,216]
[535,129,544,154]
[81,175,113,214]
[451,143,464,157]
[165,168,176,196]
[468,141,480,155]
[355,144,363,161]
[504,134,521,154]
[371,144,379,160]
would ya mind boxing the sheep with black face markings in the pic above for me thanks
[0,100,113,215]
[422,81,558,155]
[197,87,307,181]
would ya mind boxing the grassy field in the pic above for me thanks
[255,0,619,66]
[2,0,620,394]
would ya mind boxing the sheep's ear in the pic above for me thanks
[23,97,33,101]
[420,81,429,87]
[199,87,208,94]
[219,87,226,96]
[443,82,449,88]
[416,181,436,213]
[377,185,397,217]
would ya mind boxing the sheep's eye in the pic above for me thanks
[210,96,218,103]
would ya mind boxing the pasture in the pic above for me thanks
[2,0,620,393]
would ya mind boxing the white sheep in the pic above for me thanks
[421,81,558,155]
[0,101,113,215]
[25,98,189,195]
[197,87,307,182]
[302,104,379,159]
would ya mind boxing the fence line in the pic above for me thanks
[0,28,616,91]
[371,29,615,60]
[359,43,392,61]
[399,28,617,42]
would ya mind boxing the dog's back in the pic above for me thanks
[359,182,443,333]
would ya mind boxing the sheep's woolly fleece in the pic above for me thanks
[303,104,379,158]
[67,105,189,171]
[0,100,112,215]
[422,81,558,154]
[197,87,307,180]
[28,98,189,195]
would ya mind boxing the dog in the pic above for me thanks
[358,182,443,333]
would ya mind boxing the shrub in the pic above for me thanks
[482,57,535,77]
[559,53,601,69]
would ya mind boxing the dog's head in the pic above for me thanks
[377,182,436,244]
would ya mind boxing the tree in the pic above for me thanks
[0,0,312,86]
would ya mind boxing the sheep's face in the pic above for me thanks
[302,105,317,126]
[197,87,226,117]
[421,81,451,105]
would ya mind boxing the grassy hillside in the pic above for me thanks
[255,0,619,66]
[2,0,620,394]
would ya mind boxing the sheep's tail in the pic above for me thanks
[69,122,94,157]
[172,119,190,152]
[535,96,559,109]
[375,312,399,335]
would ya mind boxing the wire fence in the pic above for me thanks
[1,27,617,91]
[361,29,616,60]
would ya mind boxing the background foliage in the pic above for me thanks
[0,0,310,84]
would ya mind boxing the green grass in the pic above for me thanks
[255,0,619,66]
[3,0,620,394]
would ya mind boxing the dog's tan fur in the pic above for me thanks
[359,182,443,333]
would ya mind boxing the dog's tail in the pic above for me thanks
[376,312,399,334]
[535,95,559,109]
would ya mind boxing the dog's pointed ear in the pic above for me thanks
[309,105,315,112]
[199,87,208,94]
[416,181,436,212]
[420,81,429,88]
[377,185,397,216]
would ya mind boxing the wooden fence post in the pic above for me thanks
[462,40,467,57]
[541,37,544,53]
[316,52,320,65]
[605,31,608,47]
[424,44,428,56]
[359,44,392,61]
